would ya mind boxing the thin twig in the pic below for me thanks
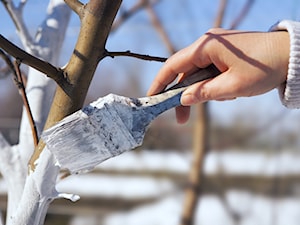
[0,0,33,46]
[214,0,227,28]
[229,0,254,29]
[112,0,146,31]
[0,49,15,74]
[0,49,38,147]
[146,3,176,54]
[108,0,167,64]
[13,59,39,147]
[105,50,167,62]
[111,0,160,32]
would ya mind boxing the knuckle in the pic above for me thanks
[205,27,225,35]
[196,84,212,101]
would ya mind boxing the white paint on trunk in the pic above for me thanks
[0,0,71,224]
[0,135,26,222]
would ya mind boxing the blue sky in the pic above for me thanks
[1,0,300,130]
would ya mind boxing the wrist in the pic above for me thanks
[270,20,300,108]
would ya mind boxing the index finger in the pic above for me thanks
[147,46,201,96]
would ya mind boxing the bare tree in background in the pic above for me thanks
[180,1,254,225]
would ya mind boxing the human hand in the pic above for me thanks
[147,28,290,123]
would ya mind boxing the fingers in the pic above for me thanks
[147,39,212,96]
[175,106,191,124]
[147,29,290,125]
[181,70,239,105]
[147,52,193,95]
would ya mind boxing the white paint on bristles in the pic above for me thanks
[42,94,144,174]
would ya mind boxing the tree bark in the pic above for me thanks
[180,103,209,225]
[29,0,122,169]
[1,1,122,223]
[6,1,123,224]
[3,0,71,224]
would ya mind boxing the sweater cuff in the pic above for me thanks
[270,20,300,108]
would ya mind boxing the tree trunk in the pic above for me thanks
[1,0,122,224]
[180,103,209,225]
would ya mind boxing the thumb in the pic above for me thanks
[180,70,237,105]
[180,80,210,106]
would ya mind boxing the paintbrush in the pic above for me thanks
[41,64,220,174]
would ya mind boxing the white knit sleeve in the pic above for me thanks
[270,20,300,108]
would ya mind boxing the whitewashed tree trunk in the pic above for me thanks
[19,0,71,170]
[0,0,71,224]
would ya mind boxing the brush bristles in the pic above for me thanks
[42,94,142,174]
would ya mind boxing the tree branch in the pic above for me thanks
[0,34,70,89]
[64,0,84,18]
[229,0,254,29]
[0,0,33,48]
[214,0,227,28]
[0,49,39,147]
[105,50,167,62]
[111,0,160,31]
[14,60,39,147]
[146,3,176,54]
[29,0,122,170]
[0,48,15,74]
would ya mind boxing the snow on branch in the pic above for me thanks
[1,0,33,48]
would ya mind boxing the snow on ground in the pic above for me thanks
[57,149,300,199]
[56,174,174,199]
[2,149,300,196]
[97,150,191,173]
[2,150,300,225]
[97,149,300,176]
[205,150,300,175]
[69,191,300,225]
[64,150,300,225]
[103,195,183,225]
